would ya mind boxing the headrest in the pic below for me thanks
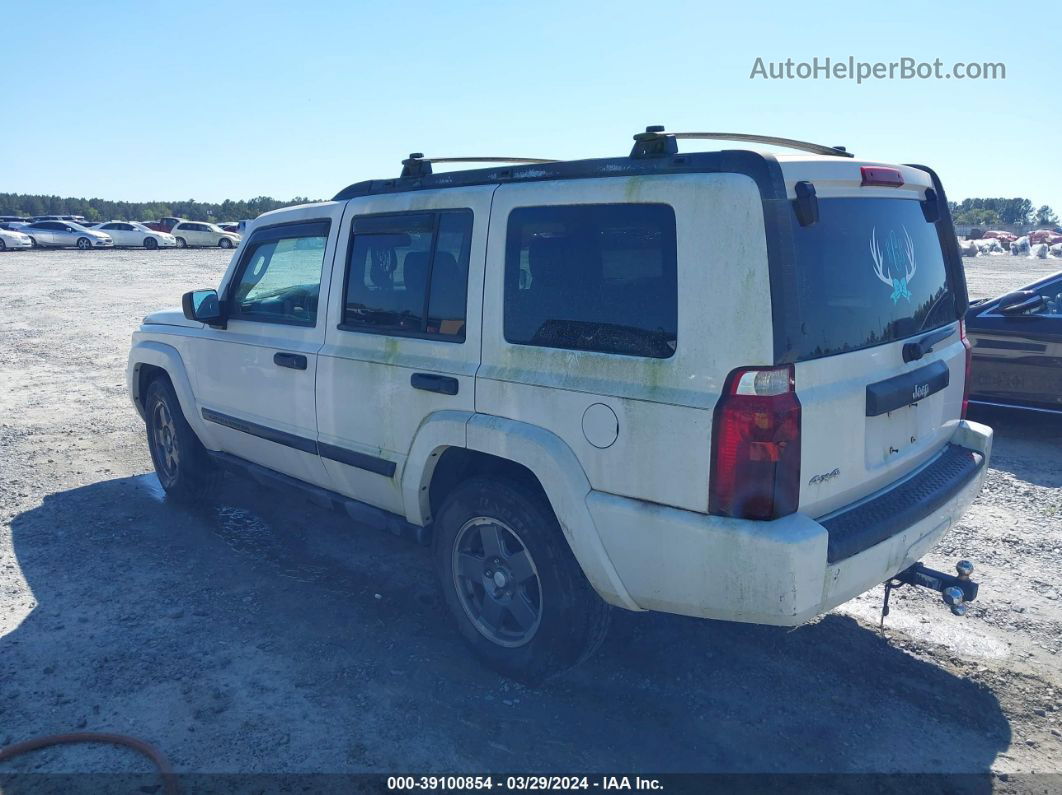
[403,251,431,290]
[368,246,397,289]
[528,236,570,289]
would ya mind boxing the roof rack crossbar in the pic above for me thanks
[630,127,853,158]
[400,153,558,178]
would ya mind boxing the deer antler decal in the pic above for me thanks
[869,226,915,304]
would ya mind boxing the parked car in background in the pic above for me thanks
[981,230,1018,244]
[218,222,240,233]
[170,221,239,248]
[94,220,178,249]
[0,222,29,231]
[144,217,185,233]
[0,215,29,224]
[0,225,33,251]
[1029,229,1062,246]
[30,215,88,224]
[966,270,1062,414]
[22,220,114,249]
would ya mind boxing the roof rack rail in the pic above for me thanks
[629,125,853,159]
[400,153,558,178]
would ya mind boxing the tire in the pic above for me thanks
[176,237,187,248]
[144,376,218,501]
[144,237,158,250]
[28,237,38,248]
[0,239,6,252]
[219,237,233,249]
[433,477,611,684]
[76,237,91,250]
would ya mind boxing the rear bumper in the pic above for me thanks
[587,420,992,625]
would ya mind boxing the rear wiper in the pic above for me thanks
[902,326,954,363]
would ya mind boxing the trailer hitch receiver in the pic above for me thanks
[880,560,978,627]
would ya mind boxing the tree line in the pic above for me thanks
[0,193,319,223]
[948,197,1057,228]
[3,190,1057,230]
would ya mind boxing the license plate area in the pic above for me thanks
[866,403,920,468]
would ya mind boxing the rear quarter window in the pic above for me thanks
[790,197,957,360]
[503,203,678,359]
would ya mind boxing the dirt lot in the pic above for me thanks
[1,248,1061,785]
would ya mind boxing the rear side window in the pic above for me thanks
[343,210,472,341]
[504,204,677,358]
[229,221,330,326]
[790,198,957,360]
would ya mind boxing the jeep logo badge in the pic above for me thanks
[912,383,930,401]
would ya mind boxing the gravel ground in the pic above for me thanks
[1,248,1061,786]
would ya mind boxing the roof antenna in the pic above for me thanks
[630,125,679,159]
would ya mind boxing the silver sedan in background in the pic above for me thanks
[0,226,33,251]
[21,221,114,249]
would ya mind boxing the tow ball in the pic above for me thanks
[880,560,978,628]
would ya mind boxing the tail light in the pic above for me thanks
[861,166,905,187]
[709,365,801,520]
[959,319,972,419]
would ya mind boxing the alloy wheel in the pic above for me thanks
[452,517,542,647]
[151,400,181,483]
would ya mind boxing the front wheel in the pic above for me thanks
[219,237,233,249]
[144,377,217,500]
[0,239,6,251]
[144,237,159,250]
[28,237,38,248]
[76,237,91,250]
[433,477,610,684]
[175,237,187,248]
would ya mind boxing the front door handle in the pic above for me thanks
[274,352,307,370]
[411,373,459,395]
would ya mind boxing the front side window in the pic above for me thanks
[228,221,330,326]
[343,210,472,340]
[504,203,678,358]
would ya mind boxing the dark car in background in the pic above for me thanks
[965,271,1062,414]
[143,217,185,233]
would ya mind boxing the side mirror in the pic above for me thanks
[998,290,1045,316]
[182,289,224,324]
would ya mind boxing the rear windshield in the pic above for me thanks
[789,197,957,360]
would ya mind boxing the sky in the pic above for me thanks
[2,0,1059,212]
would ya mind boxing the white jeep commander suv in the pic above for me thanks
[128,128,992,682]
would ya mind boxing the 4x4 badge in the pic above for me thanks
[870,226,917,304]
[809,468,840,486]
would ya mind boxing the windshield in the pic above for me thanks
[788,197,957,360]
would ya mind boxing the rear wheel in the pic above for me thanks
[219,237,233,249]
[76,237,91,250]
[144,237,158,250]
[144,377,217,500]
[175,237,187,248]
[433,477,610,684]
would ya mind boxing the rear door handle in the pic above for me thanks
[274,352,307,370]
[411,373,459,395]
